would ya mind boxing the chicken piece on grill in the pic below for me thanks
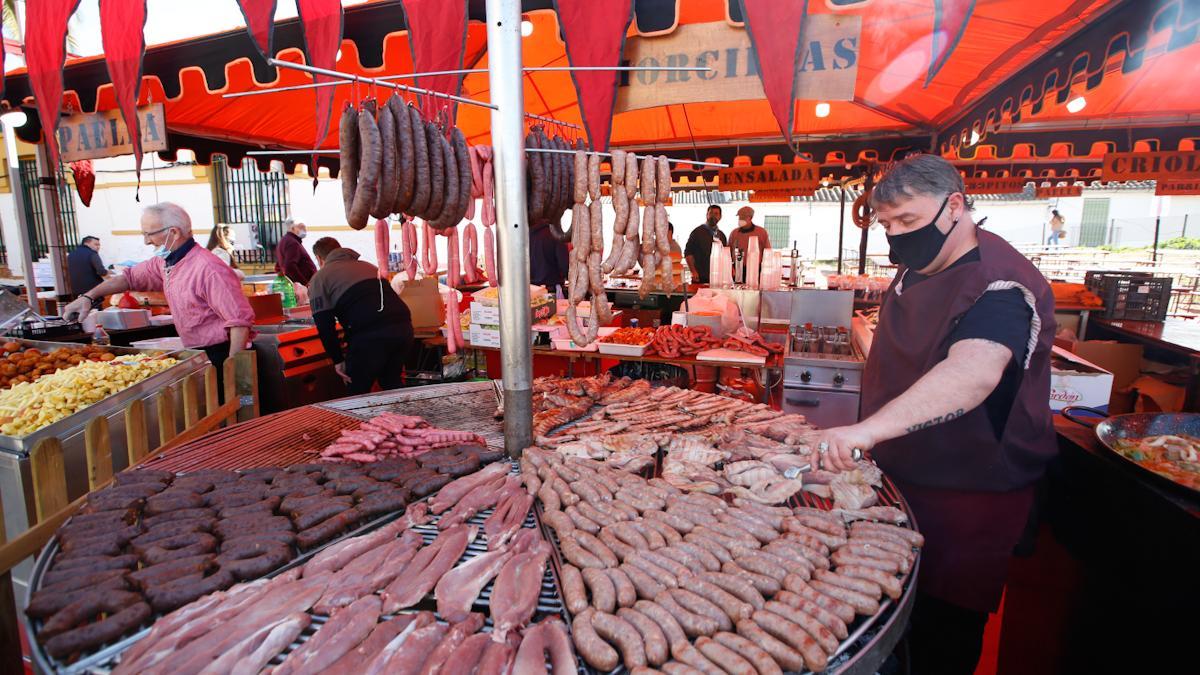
[724,460,778,487]
[666,435,729,466]
[728,478,805,505]
[662,457,726,494]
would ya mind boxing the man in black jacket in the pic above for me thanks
[308,237,414,394]
[67,236,108,297]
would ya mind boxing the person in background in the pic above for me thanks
[529,221,570,296]
[684,204,727,284]
[814,154,1055,674]
[666,223,684,288]
[206,224,245,279]
[275,218,317,286]
[67,236,107,299]
[1047,209,1066,246]
[727,205,772,257]
[61,203,255,384]
[308,237,414,395]
[666,223,683,256]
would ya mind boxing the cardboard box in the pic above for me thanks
[400,277,445,330]
[1050,346,1114,413]
[469,297,555,326]
[1068,339,1143,413]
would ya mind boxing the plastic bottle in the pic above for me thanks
[93,324,110,346]
[271,274,297,309]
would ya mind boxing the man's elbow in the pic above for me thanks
[949,340,1011,396]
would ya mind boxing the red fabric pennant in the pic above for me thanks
[71,160,95,207]
[237,0,279,62]
[927,0,976,86]
[401,0,468,121]
[554,0,634,151]
[738,0,808,143]
[296,0,343,182]
[26,0,82,168]
[100,0,148,183]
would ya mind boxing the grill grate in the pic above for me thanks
[140,407,364,472]
[318,382,506,454]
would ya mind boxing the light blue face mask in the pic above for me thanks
[152,230,176,259]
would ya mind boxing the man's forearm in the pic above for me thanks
[82,275,130,299]
[859,340,1010,444]
[685,255,698,280]
[228,326,250,354]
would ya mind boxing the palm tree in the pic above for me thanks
[2,0,80,56]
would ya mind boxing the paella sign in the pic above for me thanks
[617,16,860,112]
[1102,150,1200,180]
[719,163,821,192]
[56,103,167,163]
[1035,185,1083,198]
[1154,179,1200,195]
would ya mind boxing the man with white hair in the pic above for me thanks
[275,217,316,286]
[63,202,255,379]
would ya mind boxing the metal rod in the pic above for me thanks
[245,150,340,156]
[522,112,581,130]
[266,58,498,110]
[487,0,533,456]
[526,147,729,168]
[222,65,713,99]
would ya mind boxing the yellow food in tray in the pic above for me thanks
[0,354,178,436]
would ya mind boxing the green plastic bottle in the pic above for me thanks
[271,274,297,309]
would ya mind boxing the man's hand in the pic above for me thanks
[62,296,92,322]
[814,423,876,472]
[334,362,352,385]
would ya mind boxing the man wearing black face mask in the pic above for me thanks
[684,205,727,284]
[814,154,1056,675]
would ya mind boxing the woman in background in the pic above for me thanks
[206,224,245,279]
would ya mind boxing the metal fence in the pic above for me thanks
[18,159,79,260]
[209,156,290,265]
[1106,215,1195,249]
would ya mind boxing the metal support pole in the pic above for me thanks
[35,144,70,302]
[3,122,39,311]
[1152,215,1161,263]
[487,0,533,457]
[837,182,847,275]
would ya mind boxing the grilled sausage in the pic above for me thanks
[694,636,754,675]
[721,561,780,596]
[560,564,589,614]
[735,618,806,672]
[582,567,617,613]
[573,609,619,671]
[775,590,850,639]
[687,576,754,622]
[815,568,883,600]
[752,609,828,672]
[573,530,619,568]
[634,599,688,652]
[838,564,903,599]
[622,564,666,601]
[607,566,638,608]
[783,574,856,624]
[712,631,783,675]
[832,549,902,574]
[654,590,718,638]
[560,537,605,570]
[618,607,669,666]
[764,599,839,654]
[669,588,731,632]
[593,611,647,669]
[809,578,880,615]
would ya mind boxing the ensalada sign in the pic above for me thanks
[1036,185,1083,198]
[617,16,860,112]
[1102,151,1200,180]
[719,164,821,192]
[1155,179,1200,195]
[55,104,167,163]
[964,177,1028,194]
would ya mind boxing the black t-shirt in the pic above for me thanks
[904,248,1033,436]
[529,224,569,292]
[683,224,728,283]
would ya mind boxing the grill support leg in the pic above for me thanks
[486,0,533,456]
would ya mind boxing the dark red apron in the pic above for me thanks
[862,231,1057,612]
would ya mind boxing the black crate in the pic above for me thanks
[1084,270,1153,295]
[1098,275,1173,321]
[5,319,82,340]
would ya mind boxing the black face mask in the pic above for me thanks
[887,195,960,270]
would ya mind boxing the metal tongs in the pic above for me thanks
[783,447,863,478]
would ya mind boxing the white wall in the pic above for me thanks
[0,152,1193,284]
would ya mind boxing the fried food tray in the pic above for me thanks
[23,472,445,675]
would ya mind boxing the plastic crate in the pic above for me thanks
[1084,270,1153,295]
[1098,275,1172,321]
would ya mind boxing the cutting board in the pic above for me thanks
[695,348,766,365]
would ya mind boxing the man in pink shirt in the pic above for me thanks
[63,203,255,380]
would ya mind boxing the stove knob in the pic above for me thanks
[834,371,845,386]
[800,370,812,383]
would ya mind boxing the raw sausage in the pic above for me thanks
[339,105,359,222]
[574,149,589,203]
[375,220,390,279]
[587,153,601,201]
[607,566,638,608]
[582,567,617,613]
[371,103,399,219]
[634,600,689,652]
[654,590,718,638]
[640,156,657,205]
[622,564,666,601]
[348,108,382,230]
[656,155,671,204]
